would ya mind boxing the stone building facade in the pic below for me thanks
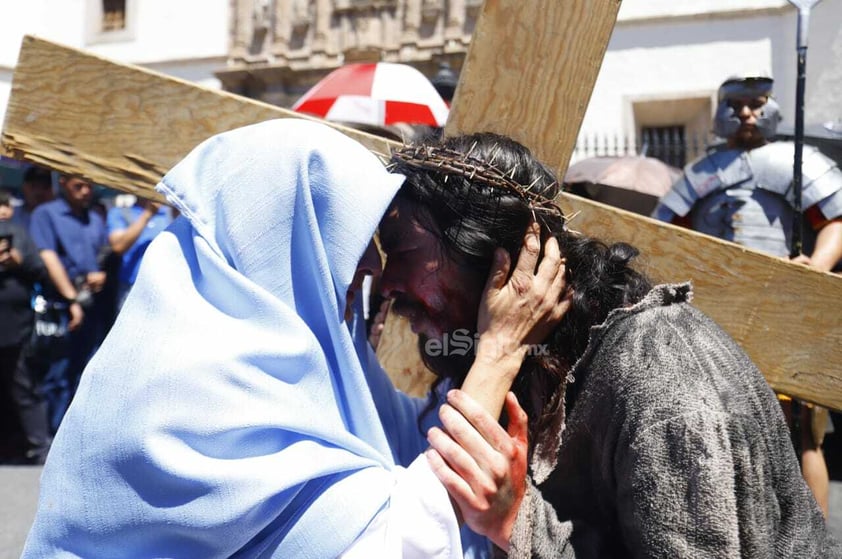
[216,0,477,108]
[216,1,842,168]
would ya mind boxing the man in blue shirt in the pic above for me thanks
[107,196,172,310]
[11,166,54,232]
[29,174,110,432]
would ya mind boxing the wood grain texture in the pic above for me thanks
[445,0,621,174]
[1,36,395,202]
[4,34,842,410]
[1,35,427,395]
[375,311,437,398]
[560,193,842,410]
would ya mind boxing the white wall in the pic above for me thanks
[580,11,792,138]
[577,0,841,147]
[3,1,839,147]
[144,60,230,90]
[618,0,788,21]
[0,69,11,136]
[0,0,228,65]
[1,0,87,68]
[802,0,842,126]
[83,0,229,63]
[0,0,229,127]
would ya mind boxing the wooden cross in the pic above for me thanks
[3,0,841,410]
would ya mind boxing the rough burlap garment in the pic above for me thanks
[505,284,839,558]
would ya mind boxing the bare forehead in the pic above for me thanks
[64,176,91,187]
[378,200,438,250]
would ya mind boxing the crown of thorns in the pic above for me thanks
[388,144,566,220]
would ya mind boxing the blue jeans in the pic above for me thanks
[38,301,107,433]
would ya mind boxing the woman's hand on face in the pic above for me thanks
[476,222,571,364]
[426,390,529,551]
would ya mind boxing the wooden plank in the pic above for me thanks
[446,0,621,175]
[374,311,436,398]
[4,34,842,410]
[0,36,394,202]
[559,194,842,410]
[442,0,842,411]
[407,0,622,405]
[0,35,425,394]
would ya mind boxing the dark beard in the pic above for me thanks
[417,333,476,387]
[389,296,426,322]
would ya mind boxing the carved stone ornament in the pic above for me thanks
[252,0,272,30]
[421,0,442,23]
[465,0,483,16]
[291,0,311,32]
[335,0,397,13]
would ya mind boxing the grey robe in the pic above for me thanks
[506,284,839,558]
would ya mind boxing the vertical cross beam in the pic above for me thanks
[446,0,621,174]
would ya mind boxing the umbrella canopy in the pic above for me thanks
[292,62,450,127]
[563,155,682,216]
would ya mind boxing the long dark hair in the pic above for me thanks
[390,132,653,448]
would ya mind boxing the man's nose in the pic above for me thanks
[358,256,382,280]
[357,241,382,279]
[378,263,404,300]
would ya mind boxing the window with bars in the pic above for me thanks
[102,0,127,32]
[640,125,686,168]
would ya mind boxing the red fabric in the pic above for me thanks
[300,63,376,100]
[294,98,336,118]
[383,102,437,126]
[292,62,447,126]
[805,205,834,230]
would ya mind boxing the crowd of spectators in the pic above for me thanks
[0,165,172,464]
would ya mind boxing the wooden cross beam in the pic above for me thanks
[0,36,394,197]
[3,1,842,411]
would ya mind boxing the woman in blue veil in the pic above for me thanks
[23,119,565,558]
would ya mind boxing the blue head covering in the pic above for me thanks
[23,119,408,558]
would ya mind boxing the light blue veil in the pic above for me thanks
[23,119,411,557]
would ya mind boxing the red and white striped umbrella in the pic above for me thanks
[292,62,449,127]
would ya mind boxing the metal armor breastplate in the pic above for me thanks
[656,142,842,228]
[690,184,798,257]
[689,144,821,256]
